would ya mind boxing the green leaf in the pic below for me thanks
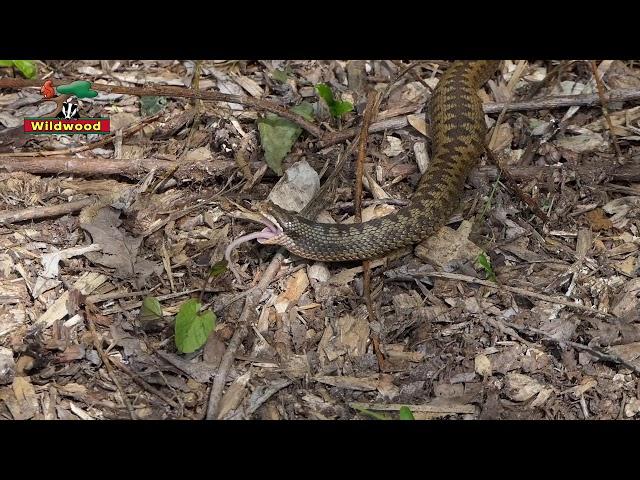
[399,406,415,420]
[291,102,315,122]
[271,69,288,83]
[0,60,37,78]
[142,296,163,318]
[315,83,353,118]
[315,83,335,105]
[258,114,301,175]
[13,60,37,79]
[209,260,228,278]
[175,299,216,354]
[57,80,98,99]
[140,95,167,116]
[138,296,164,326]
[476,252,497,283]
[331,100,353,117]
[257,102,315,175]
[351,405,391,420]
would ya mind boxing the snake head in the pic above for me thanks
[255,202,295,245]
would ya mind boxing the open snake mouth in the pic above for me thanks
[224,213,284,263]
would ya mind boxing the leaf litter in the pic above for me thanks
[2,59,640,419]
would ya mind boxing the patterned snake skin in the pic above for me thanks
[261,60,500,261]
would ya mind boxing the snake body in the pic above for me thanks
[259,61,500,261]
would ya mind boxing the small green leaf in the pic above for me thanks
[138,296,164,328]
[57,80,98,99]
[209,260,228,278]
[315,83,335,105]
[331,100,353,117]
[142,296,163,318]
[351,405,391,420]
[140,95,167,116]
[258,114,302,175]
[315,83,353,118]
[257,103,315,175]
[175,299,216,354]
[0,60,37,78]
[13,60,37,79]
[476,252,497,283]
[399,406,415,420]
[291,102,315,122]
[271,69,288,83]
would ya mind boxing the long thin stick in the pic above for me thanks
[421,271,615,319]
[205,251,284,419]
[320,88,640,147]
[589,61,624,162]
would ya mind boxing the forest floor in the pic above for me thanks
[1,59,640,420]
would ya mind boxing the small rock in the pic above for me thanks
[624,397,640,418]
[85,348,102,366]
[415,220,482,268]
[475,354,492,378]
[382,136,403,157]
[268,160,320,212]
[0,347,16,385]
[308,263,330,283]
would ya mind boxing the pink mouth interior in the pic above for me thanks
[224,221,282,263]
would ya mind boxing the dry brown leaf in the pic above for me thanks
[415,221,482,268]
[607,341,640,368]
[385,344,425,363]
[562,377,597,398]
[0,347,15,385]
[584,208,613,231]
[218,371,251,419]
[504,372,554,406]
[407,114,428,136]
[555,133,606,153]
[274,269,309,313]
[336,314,369,357]
[488,123,513,151]
[624,398,640,418]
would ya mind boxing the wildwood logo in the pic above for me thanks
[24,80,110,135]
[24,118,110,134]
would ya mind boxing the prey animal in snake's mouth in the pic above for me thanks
[226,60,501,263]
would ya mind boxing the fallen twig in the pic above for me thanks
[354,90,387,372]
[109,357,182,411]
[0,197,95,225]
[484,146,549,222]
[421,271,615,319]
[482,88,640,114]
[589,60,624,163]
[0,112,162,158]
[85,303,136,419]
[320,88,640,147]
[498,319,640,375]
[205,251,284,419]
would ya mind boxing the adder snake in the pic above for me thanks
[246,60,500,262]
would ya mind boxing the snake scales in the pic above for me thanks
[252,60,500,262]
